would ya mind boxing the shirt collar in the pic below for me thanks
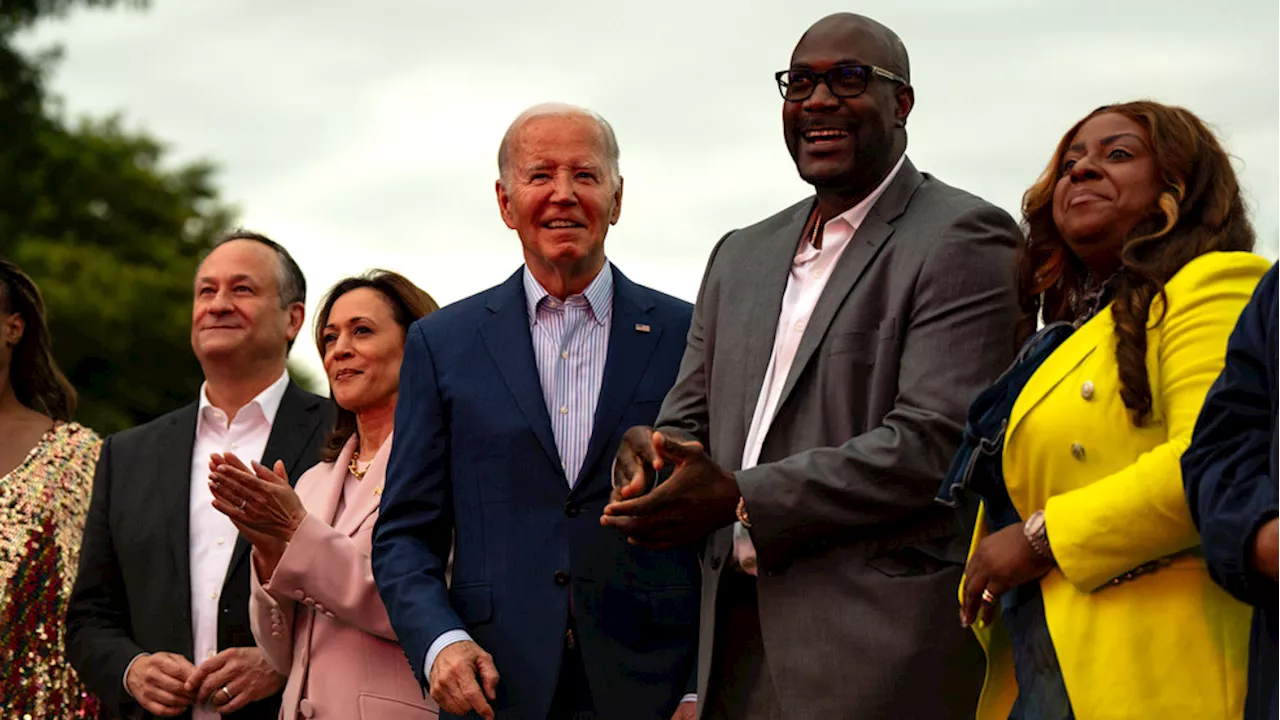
[197,370,291,429]
[818,153,907,244]
[523,260,614,327]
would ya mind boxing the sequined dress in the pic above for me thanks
[0,422,103,718]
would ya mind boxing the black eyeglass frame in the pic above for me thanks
[774,64,908,101]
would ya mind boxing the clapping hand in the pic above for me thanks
[208,453,306,579]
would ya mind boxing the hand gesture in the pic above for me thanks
[602,430,738,549]
[429,640,500,719]
[125,652,197,717]
[208,453,306,563]
[185,646,286,714]
[960,524,1055,628]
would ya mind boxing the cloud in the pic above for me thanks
[20,0,1278,380]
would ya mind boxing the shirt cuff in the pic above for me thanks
[424,630,474,679]
[680,694,697,704]
[122,652,149,696]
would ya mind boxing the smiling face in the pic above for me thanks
[320,287,405,415]
[781,17,911,195]
[496,113,622,281]
[1052,112,1164,267]
[191,239,301,371]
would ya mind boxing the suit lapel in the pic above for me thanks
[334,434,387,536]
[740,200,814,433]
[1007,313,1108,443]
[480,271,563,475]
[574,270,660,492]
[775,160,924,413]
[159,404,198,654]
[310,441,352,530]
[226,382,324,583]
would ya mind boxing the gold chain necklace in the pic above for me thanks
[348,450,371,480]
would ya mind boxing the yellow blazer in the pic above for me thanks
[969,251,1270,720]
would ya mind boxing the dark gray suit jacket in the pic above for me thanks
[66,381,333,720]
[657,158,1022,718]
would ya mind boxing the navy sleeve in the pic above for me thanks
[1184,264,1278,606]
[372,320,465,687]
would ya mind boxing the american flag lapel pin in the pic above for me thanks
[635,323,651,333]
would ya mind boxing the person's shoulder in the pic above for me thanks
[411,275,519,336]
[912,171,1016,226]
[618,276,693,319]
[55,421,102,453]
[106,403,195,449]
[1166,251,1271,297]
[727,197,813,244]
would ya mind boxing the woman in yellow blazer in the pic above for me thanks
[956,100,1270,720]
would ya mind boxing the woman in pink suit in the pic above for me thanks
[204,270,439,719]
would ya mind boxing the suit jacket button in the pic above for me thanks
[709,556,722,570]
[554,571,571,586]
[1081,381,1095,400]
[1071,443,1086,461]
[299,698,315,717]
[565,503,580,518]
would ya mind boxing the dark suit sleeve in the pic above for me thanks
[655,232,732,445]
[372,321,465,687]
[1183,265,1278,606]
[738,205,1021,568]
[65,435,145,713]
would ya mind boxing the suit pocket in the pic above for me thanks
[448,583,493,625]
[827,329,873,359]
[358,692,437,718]
[865,546,956,578]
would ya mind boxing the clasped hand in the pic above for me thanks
[126,647,284,716]
[600,426,739,549]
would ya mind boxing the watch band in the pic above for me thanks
[736,497,751,529]
[1024,510,1052,560]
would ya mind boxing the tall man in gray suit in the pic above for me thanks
[603,13,1022,719]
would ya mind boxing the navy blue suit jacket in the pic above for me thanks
[373,266,700,720]
[1184,263,1278,720]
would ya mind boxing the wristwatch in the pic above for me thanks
[736,497,752,529]
[1024,510,1052,561]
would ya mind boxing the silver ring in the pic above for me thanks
[219,685,232,702]
[238,498,247,511]
[981,589,996,604]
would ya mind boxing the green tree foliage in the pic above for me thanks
[1,0,250,433]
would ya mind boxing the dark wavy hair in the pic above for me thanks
[314,270,439,462]
[0,258,77,421]
[1018,101,1255,425]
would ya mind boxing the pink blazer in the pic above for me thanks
[249,432,437,720]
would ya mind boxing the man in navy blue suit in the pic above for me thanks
[372,103,699,720]
[1184,263,1278,720]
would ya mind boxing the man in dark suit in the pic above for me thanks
[603,13,1022,719]
[1184,263,1278,720]
[372,103,699,720]
[67,232,333,720]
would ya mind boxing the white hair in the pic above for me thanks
[497,102,621,190]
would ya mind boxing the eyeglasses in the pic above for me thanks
[775,64,907,102]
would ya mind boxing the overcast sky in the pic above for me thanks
[23,0,1279,377]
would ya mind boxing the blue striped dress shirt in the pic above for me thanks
[523,261,614,487]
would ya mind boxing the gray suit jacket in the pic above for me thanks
[657,158,1022,718]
